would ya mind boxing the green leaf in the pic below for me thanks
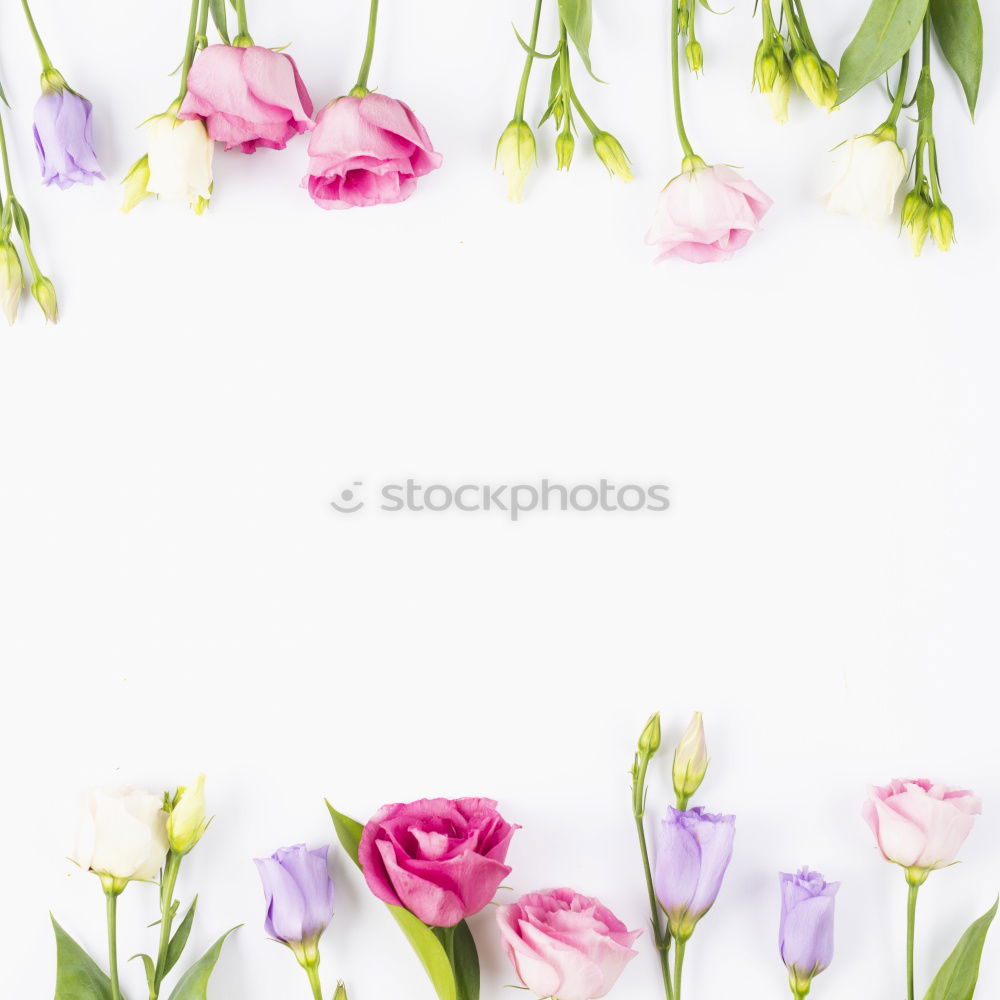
[449,923,480,1000]
[558,0,594,74]
[930,0,982,117]
[165,898,198,977]
[837,0,930,105]
[131,953,156,999]
[209,0,230,45]
[326,802,363,867]
[922,898,998,1000]
[51,916,113,1000]
[165,927,239,1000]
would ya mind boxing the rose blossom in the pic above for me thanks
[779,868,838,995]
[359,797,517,927]
[304,93,441,209]
[646,161,772,263]
[179,44,314,153]
[862,779,981,874]
[497,888,640,1000]
[825,127,908,225]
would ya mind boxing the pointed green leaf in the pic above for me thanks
[929,0,982,117]
[52,916,113,1000]
[165,927,239,1000]
[837,0,930,105]
[131,952,156,999]
[209,0,230,45]
[450,922,480,1000]
[558,0,594,74]
[165,898,198,977]
[922,898,998,1000]
[326,802,363,867]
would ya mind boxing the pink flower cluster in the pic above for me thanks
[177,44,440,209]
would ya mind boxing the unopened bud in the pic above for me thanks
[334,983,348,1000]
[929,203,955,252]
[121,155,152,214]
[0,239,23,326]
[496,120,537,202]
[556,130,575,171]
[793,52,835,111]
[672,712,709,805]
[167,774,209,856]
[31,275,58,324]
[638,713,662,758]
[593,131,632,183]
[901,190,932,257]
[686,41,704,75]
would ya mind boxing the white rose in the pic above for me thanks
[146,111,214,214]
[71,787,169,887]
[825,129,908,225]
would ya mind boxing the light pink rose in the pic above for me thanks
[179,44,314,153]
[497,889,640,1000]
[358,797,517,927]
[646,163,772,263]
[863,779,981,872]
[304,93,442,209]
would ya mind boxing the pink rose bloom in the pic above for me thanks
[863,779,981,873]
[646,163,772,263]
[179,44,314,153]
[304,93,442,209]
[358,797,517,927]
[497,889,640,1000]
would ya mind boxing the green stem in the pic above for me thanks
[305,963,324,1000]
[0,111,15,201]
[885,52,909,128]
[780,0,805,52]
[197,0,210,42]
[19,0,53,72]
[153,853,183,997]
[906,882,920,1000]
[513,0,545,121]
[791,0,817,52]
[178,0,202,101]
[761,0,778,38]
[633,756,674,1000]
[354,0,381,94]
[106,891,122,1000]
[670,0,695,157]
[673,938,686,1000]
[234,0,250,40]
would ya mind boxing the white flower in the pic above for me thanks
[0,240,23,326]
[765,73,793,125]
[496,120,536,203]
[825,128,908,225]
[673,712,709,801]
[146,111,214,214]
[71,787,169,888]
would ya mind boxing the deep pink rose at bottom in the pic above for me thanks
[358,797,517,927]
[304,93,442,209]
[497,889,640,1000]
[646,163,772,263]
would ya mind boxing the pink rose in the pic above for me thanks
[304,93,442,209]
[358,797,517,927]
[646,163,772,263]
[497,889,640,1000]
[863,779,982,873]
[179,44,314,153]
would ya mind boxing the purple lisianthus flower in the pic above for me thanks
[33,90,103,189]
[779,868,838,996]
[255,844,335,965]
[654,806,735,940]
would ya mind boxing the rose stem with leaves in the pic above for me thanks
[669,0,697,162]
[513,0,545,125]
[352,0,381,97]
[152,851,184,997]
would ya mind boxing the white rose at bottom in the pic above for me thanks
[72,787,169,885]
[825,129,907,225]
[146,112,214,212]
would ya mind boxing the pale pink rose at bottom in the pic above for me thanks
[497,888,640,1000]
[304,93,442,209]
[646,163,772,263]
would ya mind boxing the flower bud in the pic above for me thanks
[793,52,835,111]
[496,120,536,203]
[754,41,779,93]
[334,983,348,1000]
[638,712,662,758]
[556,130,575,171]
[672,712,708,805]
[901,189,932,257]
[766,70,793,124]
[593,131,632,183]
[31,275,58,324]
[929,203,955,252]
[0,239,23,326]
[121,155,152,214]
[820,62,840,109]
[167,774,209,856]
[685,41,704,75]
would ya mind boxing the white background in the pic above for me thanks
[1,1,999,999]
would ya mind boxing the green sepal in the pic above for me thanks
[922,898,998,1000]
[51,916,113,1000]
[929,0,982,117]
[836,0,930,105]
[165,897,198,978]
[165,926,239,1000]
[557,0,594,75]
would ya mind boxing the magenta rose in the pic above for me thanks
[179,44,314,153]
[497,889,640,1000]
[358,797,517,927]
[304,93,442,209]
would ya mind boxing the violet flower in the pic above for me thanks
[779,868,838,998]
[33,89,103,189]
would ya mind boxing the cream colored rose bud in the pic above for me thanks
[0,240,24,326]
[167,774,209,856]
[496,120,536,203]
[673,712,709,804]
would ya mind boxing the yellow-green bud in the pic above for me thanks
[679,7,690,31]
[686,41,704,75]
[333,983,348,1000]
[672,712,709,805]
[820,61,839,109]
[902,191,932,257]
[754,41,780,93]
[556,130,575,171]
[167,774,209,856]
[793,52,835,111]
[121,155,152,214]
[593,131,632,183]
[929,203,955,252]
[40,67,68,95]
[31,275,58,324]
[496,120,536,203]
[638,712,662,758]
[0,239,23,327]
